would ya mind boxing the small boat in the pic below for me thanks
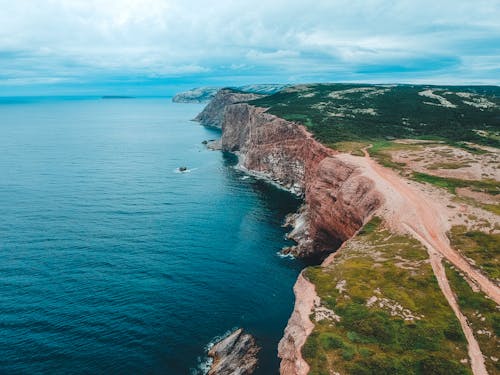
[179,166,188,172]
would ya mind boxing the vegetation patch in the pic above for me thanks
[302,217,471,375]
[448,226,500,281]
[250,84,500,149]
[411,172,499,196]
[427,162,471,170]
[445,264,500,374]
[329,141,370,156]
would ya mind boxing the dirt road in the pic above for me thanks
[363,151,500,304]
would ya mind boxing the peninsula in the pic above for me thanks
[191,84,499,375]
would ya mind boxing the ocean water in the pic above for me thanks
[0,97,304,374]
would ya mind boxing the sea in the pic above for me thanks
[0,97,305,374]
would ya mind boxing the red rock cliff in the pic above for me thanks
[197,90,384,375]
[194,89,262,128]
[221,102,383,258]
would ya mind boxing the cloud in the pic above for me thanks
[0,0,499,94]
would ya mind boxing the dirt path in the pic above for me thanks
[357,149,493,375]
[362,150,500,304]
[406,228,488,375]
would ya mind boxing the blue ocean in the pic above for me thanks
[0,97,304,374]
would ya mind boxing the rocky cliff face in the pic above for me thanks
[194,89,262,128]
[221,101,383,258]
[207,329,260,375]
[278,273,317,375]
[197,90,384,374]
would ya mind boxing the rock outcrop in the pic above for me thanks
[194,89,262,128]
[207,329,260,375]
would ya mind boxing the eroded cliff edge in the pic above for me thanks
[194,89,263,128]
[220,102,383,258]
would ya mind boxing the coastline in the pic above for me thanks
[194,91,382,373]
[193,88,499,375]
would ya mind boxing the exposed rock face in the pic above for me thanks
[278,273,316,375]
[220,101,383,258]
[208,329,260,375]
[197,90,384,375]
[194,89,262,128]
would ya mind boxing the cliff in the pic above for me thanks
[197,88,500,375]
[221,102,383,258]
[194,89,263,128]
[196,90,383,374]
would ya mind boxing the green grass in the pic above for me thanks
[368,140,421,170]
[328,141,370,156]
[445,264,500,374]
[411,172,500,196]
[448,226,500,281]
[302,217,471,375]
[427,162,471,170]
[249,84,500,149]
[479,203,500,216]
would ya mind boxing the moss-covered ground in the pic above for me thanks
[302,217,471,375]
[448,226,500,282]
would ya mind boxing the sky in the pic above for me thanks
[0,0,499,96]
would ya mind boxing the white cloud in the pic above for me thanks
[0,0,498,92]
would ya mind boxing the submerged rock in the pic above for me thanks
[208,328,260,375]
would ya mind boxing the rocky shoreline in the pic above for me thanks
[196,91,382,259]
[195,89,383,373]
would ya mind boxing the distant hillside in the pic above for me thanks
[172,87,220,103]
[249,84,500,148]
[173,84,289,103]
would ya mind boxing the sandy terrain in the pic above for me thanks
[418,89,457,108]
[391,144,499,181]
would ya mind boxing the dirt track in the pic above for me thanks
[362,150,499,304]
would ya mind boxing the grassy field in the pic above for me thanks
[448,226,500,281]
[250,84,500,148]
[445,264,500,374]
[411,172,500,195]
[302,217,471,375]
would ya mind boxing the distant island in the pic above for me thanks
[101,96,135,99]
